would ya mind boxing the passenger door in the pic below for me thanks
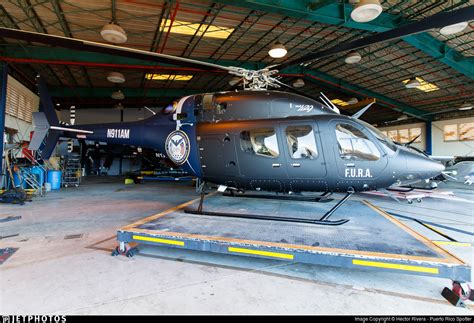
[280,122,328,192]
[236,126,288,191]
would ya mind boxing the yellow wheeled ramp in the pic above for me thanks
[116,194,470,282]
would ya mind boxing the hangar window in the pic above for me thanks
[286,125,318,159]
[5,75,39,123]
[335,124,380,161]
[443,123,474,141]
[240,128,279,158]
[379,127,422,144]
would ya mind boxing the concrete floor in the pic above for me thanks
[0,177,472,315]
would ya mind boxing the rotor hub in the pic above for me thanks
[229,67,280,90]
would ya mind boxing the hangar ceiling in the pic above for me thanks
[0,0,473,126]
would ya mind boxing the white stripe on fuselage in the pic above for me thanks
[172,95,199,175]
[173,95,192,131]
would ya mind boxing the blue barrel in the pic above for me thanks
[12,171,26,188]
[47,170,62,190]
[30,166,45,187]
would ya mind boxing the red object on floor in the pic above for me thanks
[0,248,18,265]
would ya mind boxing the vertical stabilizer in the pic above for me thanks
[37,75,59,127]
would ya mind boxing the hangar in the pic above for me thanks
[0,0,473,315]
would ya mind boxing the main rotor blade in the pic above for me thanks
[0,27,233,72]
[271,5,474,71]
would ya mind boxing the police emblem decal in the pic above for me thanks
[165,130,190,165]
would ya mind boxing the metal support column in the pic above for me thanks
[425,121,432,155]
[0,63,8,189]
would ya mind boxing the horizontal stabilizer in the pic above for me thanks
[29,112,93,159]
[50,126,93,134]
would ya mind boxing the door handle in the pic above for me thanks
[345,163,355,167]
[291,163,301,167]
[272,163,281,168]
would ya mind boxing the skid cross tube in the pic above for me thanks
[185,191,353,226]
[318,191,353,222]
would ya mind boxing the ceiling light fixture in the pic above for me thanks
[459,102,473,111]
[268,42,287,58]
[440,21,468,36]
[145,74,193,81]
[160,19,234,39]
[100,22,127,44]
[111,90,125,100]
[347,97,359,105]
[402,77,439,92]
[292,78,305,88]
[107,72,126,83]
[344,51,362,64]
[351,0,383,23]
[228,76,241,86]
[404,77,421,89]
[331,99,349,106]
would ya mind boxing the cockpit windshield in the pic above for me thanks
[354,119,398,153]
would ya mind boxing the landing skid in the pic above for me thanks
[185,187,353,226]
[223,190,334,203]
[185,208,349,225]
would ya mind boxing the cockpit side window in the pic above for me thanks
[354,119,397,154]
[335,123,381,161]
[286,125,318,159]
[240,128,279,158]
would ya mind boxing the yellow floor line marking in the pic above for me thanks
[121,194,210,231]
[432,241,472,247]
[228,247,294,260]
[363,201,465,265]
[423,223,449,237]
[133,235,184,246]
[353,259,439,274]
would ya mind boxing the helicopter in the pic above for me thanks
[0,6,472,225]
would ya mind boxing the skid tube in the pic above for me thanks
[223,190,334,203]
[185,188,353,226]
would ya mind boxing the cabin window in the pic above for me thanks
[335,124,380,161]
[240,128,279,158]
[286,125,318,159]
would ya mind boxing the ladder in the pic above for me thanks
[17,167,43,196]
[23,147,49,173]
[62,154,81,187]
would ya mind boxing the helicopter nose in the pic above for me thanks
[430,159,445,174]
[406,152,445,179]
[393,149,445,186]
